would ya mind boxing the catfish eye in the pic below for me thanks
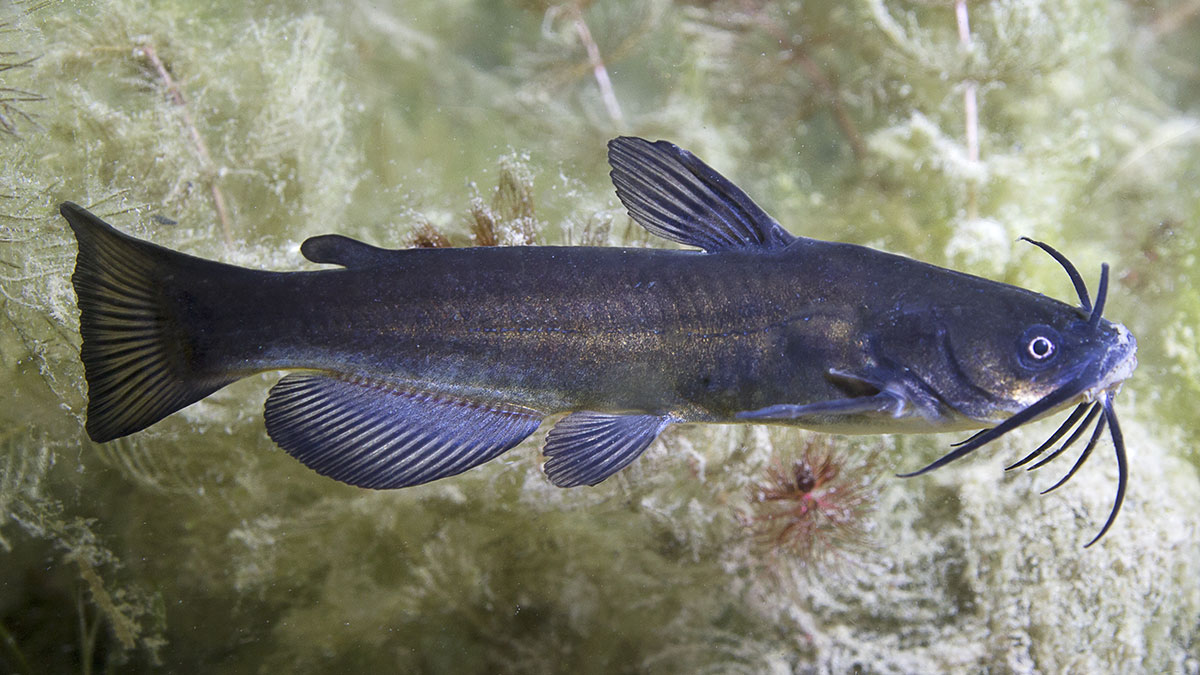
[1028,335,1055,360]
[1018,325,1060,369]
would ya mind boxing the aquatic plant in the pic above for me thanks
[743,435,878,574]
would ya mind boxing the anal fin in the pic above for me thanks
[542,412,675,487]
[264,373,543,488]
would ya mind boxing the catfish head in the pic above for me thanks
[888,239,1137,547]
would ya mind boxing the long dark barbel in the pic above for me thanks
[1004,402,1090,469]
[899,241,1128,547]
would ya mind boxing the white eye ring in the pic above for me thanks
[1028,335,1056,360]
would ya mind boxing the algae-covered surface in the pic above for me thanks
[2,0,1199,672]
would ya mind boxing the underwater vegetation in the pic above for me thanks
[743,435,879,574]
[1,0,1199,672]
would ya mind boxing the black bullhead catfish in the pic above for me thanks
[60,137,1138,544]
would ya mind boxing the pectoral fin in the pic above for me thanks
[542,412,675,487]
[737,392,906,421]
[736,369,914,422]
[264,373,543,488]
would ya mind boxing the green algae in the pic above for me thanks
[1,0,1199,672]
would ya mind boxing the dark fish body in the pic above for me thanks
[141,239,1092,430]
[61,136,1137,543]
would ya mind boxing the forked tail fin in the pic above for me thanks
[61,202,237,442]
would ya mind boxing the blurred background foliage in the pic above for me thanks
[1,0,1198,671]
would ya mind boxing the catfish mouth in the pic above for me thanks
[900,240,1137,548]
[1085,323,1137,400]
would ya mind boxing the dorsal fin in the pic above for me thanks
[607,137,796,252]
[300,234,395,268]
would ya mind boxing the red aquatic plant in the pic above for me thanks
[745,436,878,569]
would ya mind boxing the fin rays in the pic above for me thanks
[62,202,237,441]
[263,373,544,489]
[542,412,674,487]
[607,137,795,252]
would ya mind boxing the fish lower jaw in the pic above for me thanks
[1085,352,1138,402]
